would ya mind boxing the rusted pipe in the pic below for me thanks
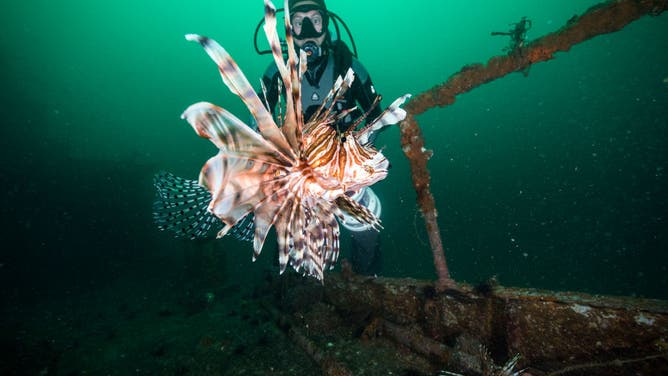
[399,114,454,291]
[399,0,667,288]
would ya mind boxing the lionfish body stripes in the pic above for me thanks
[171,0,409,281]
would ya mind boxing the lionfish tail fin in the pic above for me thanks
[153,171,221,239]
[153,172,254,242]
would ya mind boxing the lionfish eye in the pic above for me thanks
[340,136,347,142]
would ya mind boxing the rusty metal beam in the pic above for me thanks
[399,0,667,288]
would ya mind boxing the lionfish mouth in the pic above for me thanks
[178,0,410,282]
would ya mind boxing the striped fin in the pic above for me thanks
[287,199,305,272]
[301,222,325,280]
[182,101,290,165]
[271,195,298,273]
[315,200,340,271]
[282,0,305,153]
[200,151,285,228]
[262,1,291,99]
[182,103,293,234]
[356,94,412,145]
[301,200,340,281]
[263,0,303,155]
[335,194,383,231]
[268,174,312,274]
[306,68,356,132]
[185,34,296,160]
[252,185,290,261]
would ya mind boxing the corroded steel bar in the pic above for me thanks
[399,0,667,287]
[404,0,668,115]
[400,114,453,291]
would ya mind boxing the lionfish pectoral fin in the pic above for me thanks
[250,189,287,262]
[356,94,412,145]
[274,199,296,274]
[153,171,256,242]
[216,223,234,238]
[334,195,383,231]
[152,171,223,239]
[304,200,340,280]
[251,213,269,262]
[182,102,292,167]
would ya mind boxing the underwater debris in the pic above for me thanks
[400,114,454,292]
[262,300,352,375]
[405,0,667,114]
[327,273,668,374]
[448,336,523,376]
[257,271,668,374]
[491,16,532,55]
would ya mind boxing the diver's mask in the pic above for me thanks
[292,11,328,63]
[293,13,326,40]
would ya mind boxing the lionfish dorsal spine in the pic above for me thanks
[345,96,382,137]
[185,33,295,161]
[306,75,345,132]
[282,0,306,152]
[263,0,304,156]
[308,68,356,132]
[356,94,412,145]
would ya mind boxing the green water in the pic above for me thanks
[1,0,667,300]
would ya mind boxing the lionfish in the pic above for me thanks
[154,0,409,281]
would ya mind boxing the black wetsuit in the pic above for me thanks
[259,41,383,136]
[258,41,383,275]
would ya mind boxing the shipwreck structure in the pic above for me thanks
[260,1,668,374]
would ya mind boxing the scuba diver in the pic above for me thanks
[491,16,532,54]
[153,0,387,277]
[255,0,385,275]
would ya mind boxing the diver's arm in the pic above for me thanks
[350,60,383,144]
[350,60,383,123]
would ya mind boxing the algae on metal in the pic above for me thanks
[265,1,668,374]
